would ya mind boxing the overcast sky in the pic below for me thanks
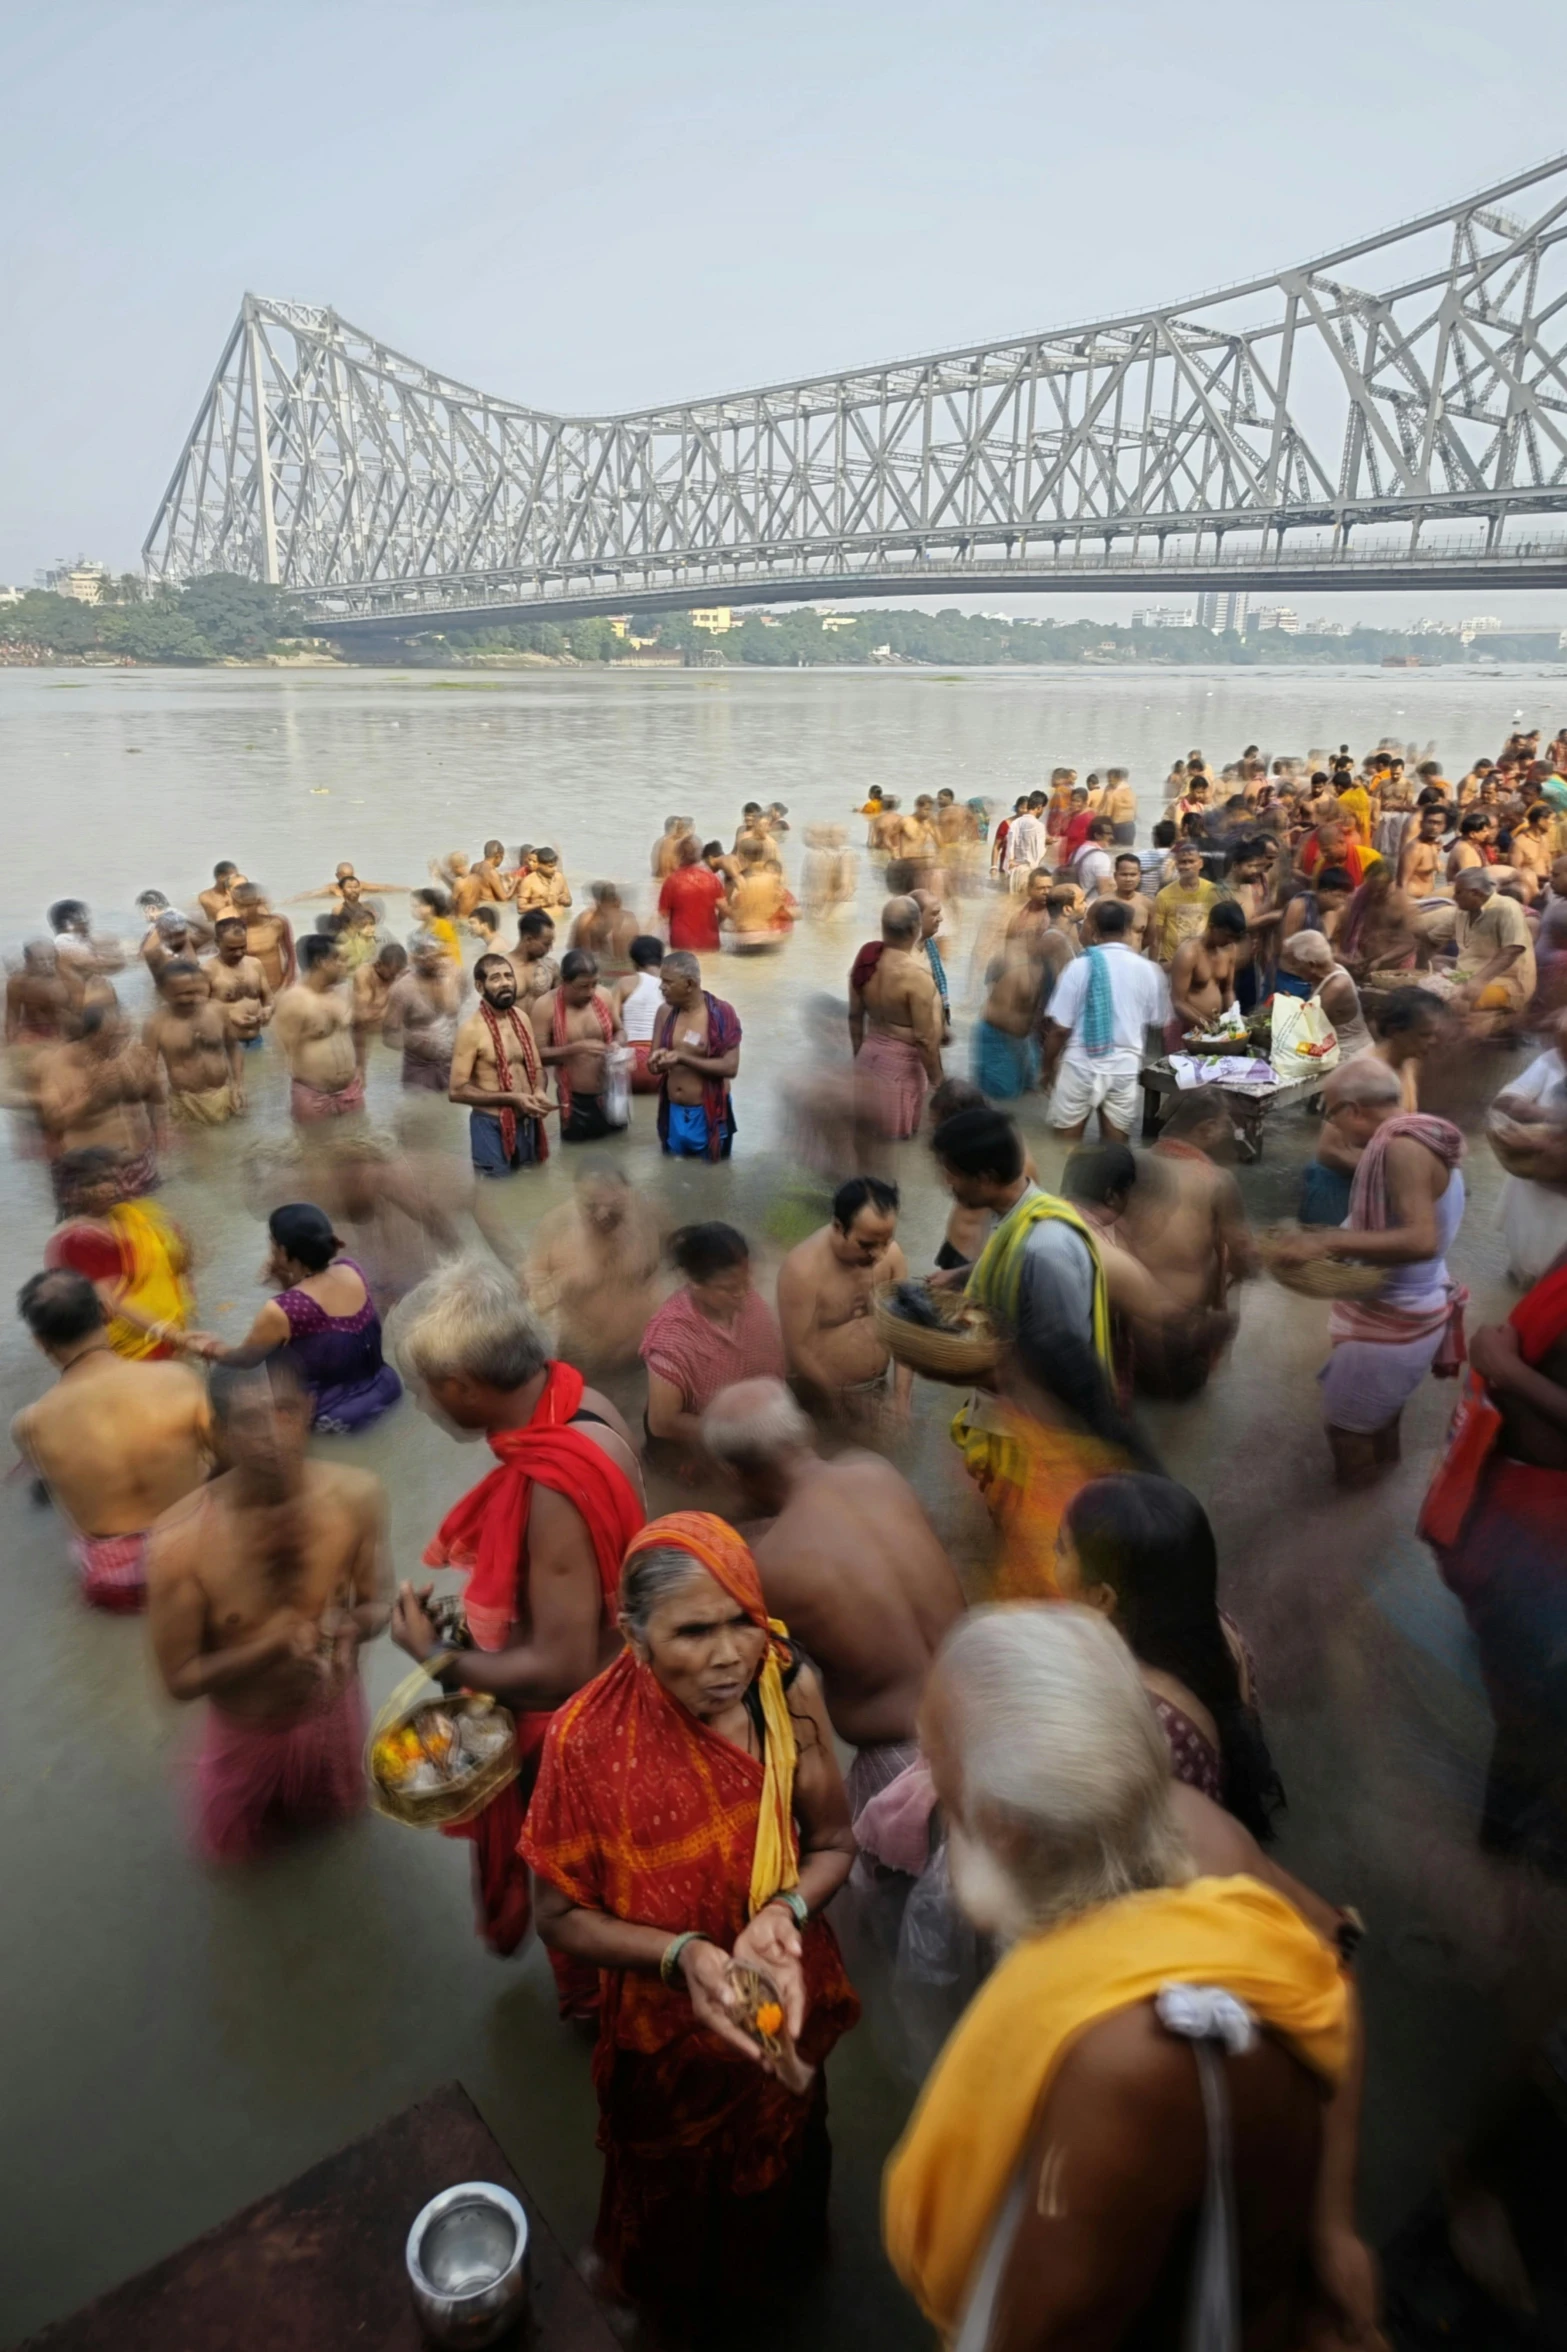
[6,0,1567,625]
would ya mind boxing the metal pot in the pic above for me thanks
[406,2181,529,2347]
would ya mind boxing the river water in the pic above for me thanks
[2,663,1562,2341]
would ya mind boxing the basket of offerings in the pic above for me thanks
[367,1663,518,1829]
[1260,1229,1386,1301]
[873,1279,1001,1381]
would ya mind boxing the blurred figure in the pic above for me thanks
[1489,1004,1567,1282]
[143,906,211,984]
[648,951,741,1160]
[250,1126,470,1316]
[387,1259,644,1961]
[275,935,363,1121]
[703,1377,963,1808]
[349,937,407,1073]
[849,896,944,1138]
[611,933,666,1094]
[570,881,640,973]
[44,1144,193,1358]
[1058,1475,1282,1836]
[49,898,124,991]
[885,1608,1364,2351]
[5,941,69,1049]
[778,995,889,1191]
[1362,983,1442,1112]
[196,860,245,927]
[230,882,296,993]
[801,824,856,916]
[641,1224,785,1461]
[185,1202,402,1435]
[727,842,795,951]
[146,1358,388,1862]
[532,948,624,1144]
[382,933,464,1092]
[32,991,165,1204]
[910,887,951,1040]
[14,1267,209,1612]
[145,958,241,1124]
[1120,1089,1256,1396]
[517,845,572,912]
[528,1162,663,1373]
[203,915,275,1060]
[450,953,554,1178]
[506,906,560,1006]
[651,815,695,882]
[1274,1059,1466,1488]
[775,1175,912,1429]
[411,884,462,962]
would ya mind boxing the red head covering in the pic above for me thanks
[622,1509,767,1626]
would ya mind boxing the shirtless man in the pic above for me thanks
[203,916,274,1061]
[231,883,296,993]
[849,896,944,1139]
[1166,899,1249,1044]
[526,1162,663,1371]
[274,935,363,1121]
[647,950,741,1159]
[973,941,1048,1099]
[5,942,69,1049]
[197,862,246,928]
[293,861,407,908]
[143,907,211,985]
[1108,853,1153,951]
[569,881,639,973]
[384,1260,646,1955]
[15,1268,209,1612]
[651,815,694,881]
[701,1376,963,1804]
[532,949,623,1144]
[146,960,243,1123]
[450,952,555,1176]
[1398,808,1450,899]
[147,1358,388,1861]
[349,939,406,1072]
[383,935,465,1092]
[776,1175,914,1428]
[436,853,488,921]
[1121,1089,1257,1395]
[32,995,165,1201]
[507,907,560,1007]
[516,846,571,912]
[472,842,514,903]
[1101,766,1137,845]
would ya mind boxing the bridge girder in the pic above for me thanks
[142,154,1567,628]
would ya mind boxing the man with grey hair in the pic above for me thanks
[1452,866,1536,1030]
[647,950,741,1160]
[1276,927,1371,1058]
[385,1257,645,1967]
[883,1605,1376,2350]
[1275,1057,1467,1487]
[849,895,944,1139]
[701,1375,963,1814]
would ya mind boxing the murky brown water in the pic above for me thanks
[2,663,1563,2342]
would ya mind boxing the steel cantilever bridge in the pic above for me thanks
[144,154,1567,635]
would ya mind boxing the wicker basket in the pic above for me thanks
[873,1285,1001,1382]
[366,1662,519,1830]
[1261,1230,1385,1300]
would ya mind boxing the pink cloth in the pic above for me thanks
[856,1028,929,1140]
[194,1677,367,1863]
[852,1757,937,1874]
[289,1068,366,1123]
[639,1283,786,1415]
[71,1529,149,1614]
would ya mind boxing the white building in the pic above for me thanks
[1252,606,1300,634]
[1195,590,1249,635]
[1130,604,1197,629]
[41,559,110,604]
[1461,615,1502,637]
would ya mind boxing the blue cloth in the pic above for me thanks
[924,935,950,1015]
[1273,970,1314,1001]
[469,1108,540,1177]
[1080,946,1116,1060]
[1299,1159,1354,1227]
[663,1100,733,1159]
[241,1034,265,1051]
[973,1018,1039,1100]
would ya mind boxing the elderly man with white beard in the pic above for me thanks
[882,1609,1382,2352]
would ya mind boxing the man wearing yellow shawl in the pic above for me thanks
[884,1609,1379,2349]
[932,1108,1159,1596]
[523,1512,860,2342]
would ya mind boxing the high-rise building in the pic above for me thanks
[1195,590,1249,635]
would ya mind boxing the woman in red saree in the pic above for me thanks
[1423,1260,1567,1877]
[522,1512,860,2342]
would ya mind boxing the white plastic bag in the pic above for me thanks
[604,1045,632,1130]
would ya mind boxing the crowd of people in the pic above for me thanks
[9,726,1567,2348]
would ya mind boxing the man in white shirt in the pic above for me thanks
[1039,899,1169,1141]
[1001,794,1048,891]
[1491,1013,1567,1282]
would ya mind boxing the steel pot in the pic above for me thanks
[406,2181,529,2347]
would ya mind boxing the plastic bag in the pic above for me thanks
[604,1045,632,1130]
[1269,991,1339,1079]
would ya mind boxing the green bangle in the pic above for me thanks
[660,1930,708,1988]
[766,1888,810,1929]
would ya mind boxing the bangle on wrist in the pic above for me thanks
[765,1888,809,1929]
[660,1930,708,1987]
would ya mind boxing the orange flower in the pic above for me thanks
[754,2001,784,2039]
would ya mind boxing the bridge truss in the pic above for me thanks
[143,153,1567,631]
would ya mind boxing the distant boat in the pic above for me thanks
[1381,654,1422,668]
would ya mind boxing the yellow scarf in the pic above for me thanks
[883,1875,1349,2335]
[965,1187,1112,1365]
[106,1200,192,1360]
